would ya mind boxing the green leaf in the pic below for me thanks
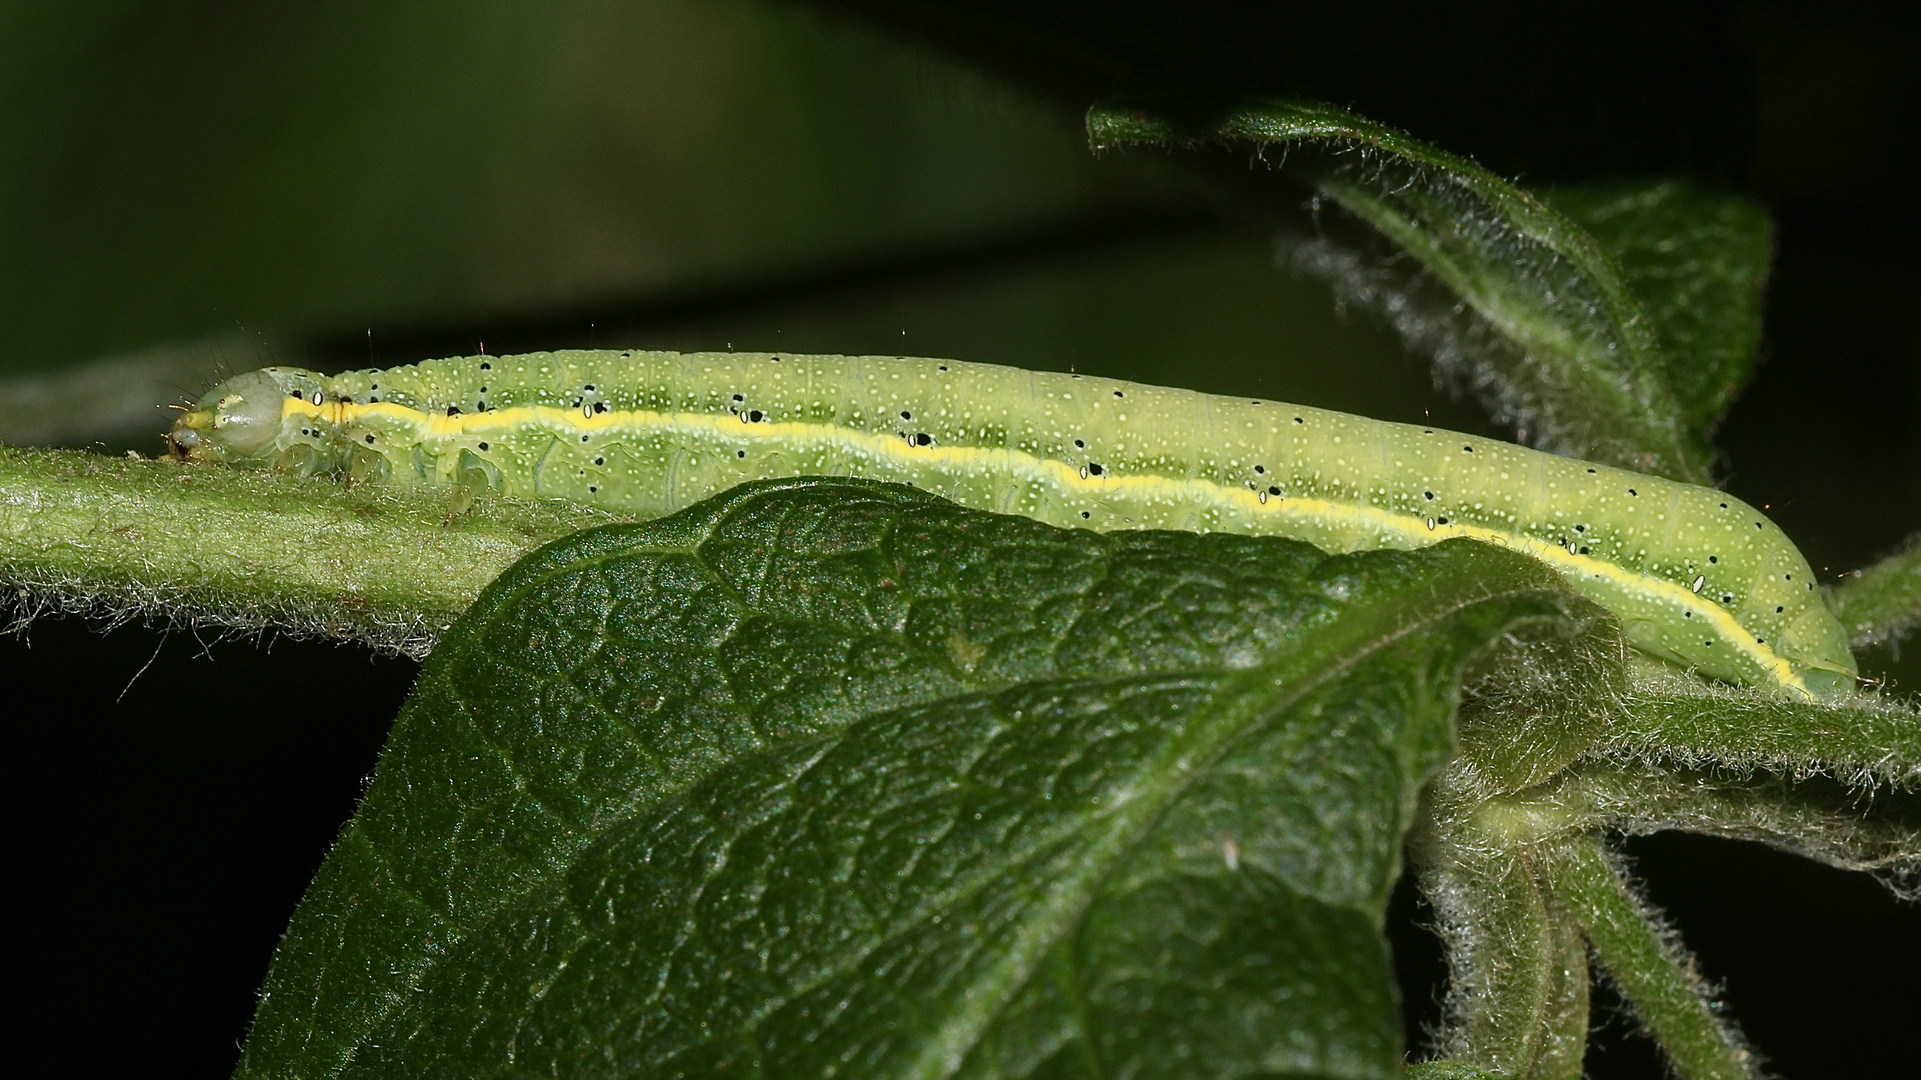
[1546,180,1774,446]
[239,477,1592,1078]
[1088,101,1710,483]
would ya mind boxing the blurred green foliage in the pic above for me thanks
[0,0,1160,372]
[2,0,1478,459]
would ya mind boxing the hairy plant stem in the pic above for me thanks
[1415,760,1835,1080]
[1827,530,1921,649]
[1412,775,1593,1080]
[0,446,618,656]
[1549,834,1760,1080]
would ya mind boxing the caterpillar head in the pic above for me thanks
[1778,603,1861,699]
[168,367,324,465]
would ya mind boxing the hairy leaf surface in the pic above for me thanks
[1547,179,1773,447]
[239,477,1595,1078]
[1089,102,1710,483]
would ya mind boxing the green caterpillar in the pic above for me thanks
[168,349,1856,698]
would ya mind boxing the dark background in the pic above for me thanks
[3,1,1915,1075]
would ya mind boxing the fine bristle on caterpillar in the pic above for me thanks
[167,349,1857,699]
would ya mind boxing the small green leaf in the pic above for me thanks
[1547,180,1774,446]
[1088,102,1709,483]
[239,478,1591,1078]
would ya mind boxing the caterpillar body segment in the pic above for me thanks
[169,350,1857,698]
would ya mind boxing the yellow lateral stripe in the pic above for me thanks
[301,398,1810,695]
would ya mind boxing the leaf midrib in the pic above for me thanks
[332,519,1552,1077]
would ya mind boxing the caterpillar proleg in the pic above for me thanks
[168,349,1857,698]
